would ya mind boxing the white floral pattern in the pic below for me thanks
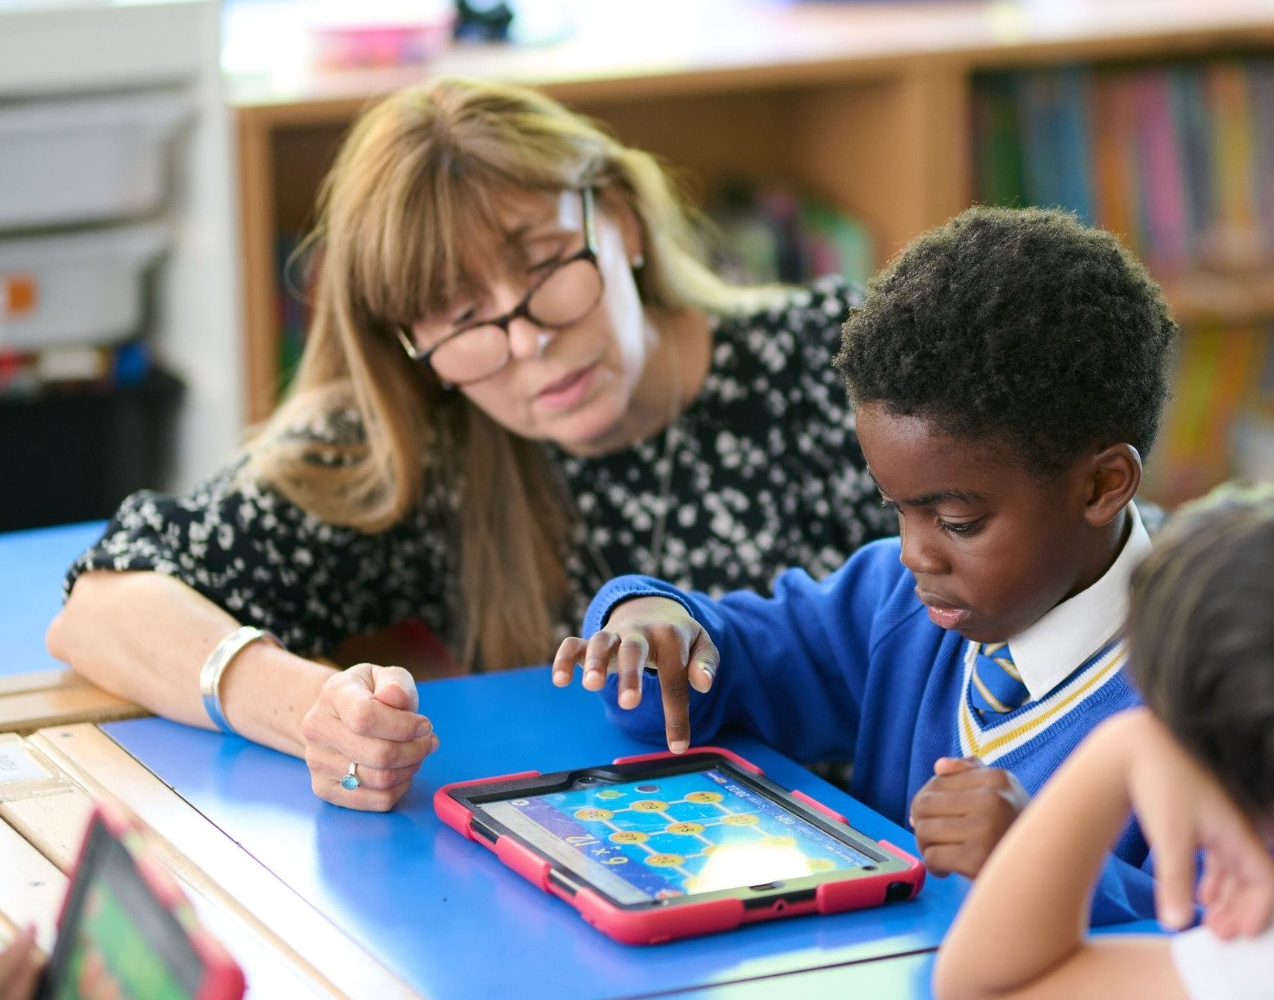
[67,277,896,659]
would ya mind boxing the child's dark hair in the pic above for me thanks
[1128,482,1274,817]
[835,205,1178,477]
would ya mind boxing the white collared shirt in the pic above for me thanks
[1006,503,1151,701]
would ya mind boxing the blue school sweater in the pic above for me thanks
[583,538,1153,925]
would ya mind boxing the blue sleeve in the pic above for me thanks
[582,542,908,762]
[1089,842,1157,926]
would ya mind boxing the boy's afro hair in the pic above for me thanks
[835,205,1178,476]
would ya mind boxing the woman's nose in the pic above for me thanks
[507,317,553,361]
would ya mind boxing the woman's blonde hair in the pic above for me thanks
[244,77,763,671]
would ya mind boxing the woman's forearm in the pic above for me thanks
[46,570,335,757]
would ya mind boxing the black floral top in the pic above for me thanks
[67,277,897,660]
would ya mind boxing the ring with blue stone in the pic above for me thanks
[341,761,360,791]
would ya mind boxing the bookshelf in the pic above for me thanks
[229,0,1274,502]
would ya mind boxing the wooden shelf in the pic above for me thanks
[230,0,1274,422]
[1162,269,1274,327]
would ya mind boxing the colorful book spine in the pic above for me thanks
[1132,70,1189,273]
[1246,60,1274,261]
[972,57,1274,274]
[1089,70,1140,252]
[1205,61,1261,268]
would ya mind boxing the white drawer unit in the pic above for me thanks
[0,0,241,492]
[0,91,193,230]
[0,223,169,349]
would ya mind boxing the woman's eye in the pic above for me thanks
[446,304,478,327]
[527,254,562,274]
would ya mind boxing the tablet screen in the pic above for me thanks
[42,821,203,1000]
[482,766,881,905]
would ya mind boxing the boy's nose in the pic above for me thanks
[899,522,944,576]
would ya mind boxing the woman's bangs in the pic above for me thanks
[364,174,511,327]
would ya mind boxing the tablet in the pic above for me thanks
[36,802,245,1000]
[434,746,924,944]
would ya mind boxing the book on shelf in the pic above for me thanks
[706,178,874,290]
[973,57,1274,275]
[276,233,311,391]
[1147,320,1274,505]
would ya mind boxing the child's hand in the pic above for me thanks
[551,596,719,753]
[0,925,40,1000]
[1115,710,1274,936]
[909,756,1029,878]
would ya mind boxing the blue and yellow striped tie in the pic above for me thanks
[970,642,1029,715]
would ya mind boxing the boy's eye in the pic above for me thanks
[939,518,983,537]
[878,496,899,513]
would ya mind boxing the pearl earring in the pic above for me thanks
[631,253,645,270]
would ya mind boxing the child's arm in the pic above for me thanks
[909,756,1157,926]
[932,709,1274,1000]
[552,553,899,758]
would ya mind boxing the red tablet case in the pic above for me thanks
[434,746,925,945]
[52,801,246,1000]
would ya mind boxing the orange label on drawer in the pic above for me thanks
[2,273,38,318]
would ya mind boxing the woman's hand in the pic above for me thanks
[0,926,40,1000]
[551,596,719,753]
[301,663,440,811]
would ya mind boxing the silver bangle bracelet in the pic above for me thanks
[198,625,282,736]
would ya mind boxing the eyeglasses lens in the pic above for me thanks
[429,256,604,384]
[527,257,603,326]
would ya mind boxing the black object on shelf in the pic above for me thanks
[0,369,184,532]
[453,0,514,42]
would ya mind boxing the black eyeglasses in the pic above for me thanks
[397,188,605,386]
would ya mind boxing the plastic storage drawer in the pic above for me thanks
[0,90,192,230]
[0,223,168,350]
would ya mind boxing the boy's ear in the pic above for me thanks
[1082,443,1142,528]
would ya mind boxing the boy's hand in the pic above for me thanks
[551,596,719,754]
[909,756,1029,878]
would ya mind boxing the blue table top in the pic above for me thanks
[0,521,104,676]
[663,949,938,999]
[103,667,969,1000]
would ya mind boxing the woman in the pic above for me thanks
[47,78,893,811]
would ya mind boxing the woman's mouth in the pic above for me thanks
[536,364,595,410]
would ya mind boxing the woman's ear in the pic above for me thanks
[1083,443,1142,528]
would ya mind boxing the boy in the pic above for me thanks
[934,486,1274,1000]
[552,206,1178,924]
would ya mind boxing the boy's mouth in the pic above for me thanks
[917,590,971,631]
